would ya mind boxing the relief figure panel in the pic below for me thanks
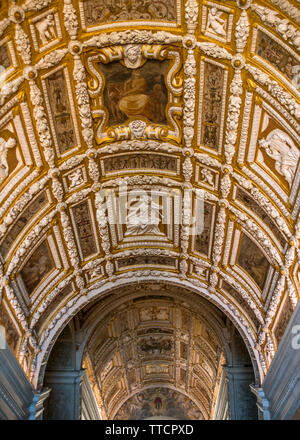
[0,132,19,186]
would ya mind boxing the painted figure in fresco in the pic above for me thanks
[259,129,299,187]
[47,70,75,153]
[54,85,66,114]
[118,69,153,120]
[22,254,50,291]
[207,7,227,37]
[239,246,268,289]
[151,82,166,122]
[0,136,16,183]
[108,84,125,121]
[202,63,223,148]
[21,242,53,292]
[203,125,217,148]
[154,396,162,410]
[102,59,168,125]
[0,45,10,70]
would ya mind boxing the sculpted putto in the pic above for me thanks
[207,7,227,37]
[36,14,56,46]
[259,129,299,187]
[0,136,16,183]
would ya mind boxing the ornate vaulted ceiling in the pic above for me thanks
[79,285,228,420]
[0,0,299,419]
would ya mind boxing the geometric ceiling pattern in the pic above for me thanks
[0,0,299,418]
[80,288,227,420]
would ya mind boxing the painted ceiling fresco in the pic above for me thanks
[0,0,299,420]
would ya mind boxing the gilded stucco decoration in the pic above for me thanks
[0,0,299,419]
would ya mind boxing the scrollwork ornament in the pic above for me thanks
[60,209,81,271]
[105,259,115,278]
[286,278,298,308]
[63,0,79,39]
[183,49,196,148]
[180,258,189,278]
[212,206,227,266]
[197,42,232,60]
[267,0,300,25]
[29,80,55,168]
[4,282,28,332]
[183,157,193,182]
[73,57,94,150]
[36,49,68,71]
[235,10,249,53]
[95,190,111,256]
[0,76,25,107]
[245,64,300,119]
[266,275,286,326]
[185,0,199,33]
[224,70,243,164]
[84,30,181,50]
[221,273,264,325]
[15,24,31,65]
[8,5,25,24]
[251,4,300,50]
[23,0,53,12]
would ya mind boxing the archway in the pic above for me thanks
[42,281,258,420]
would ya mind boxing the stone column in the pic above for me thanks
[224,365,258,420]
[258,300,300,420]
[0,345,34,419]
[43,369,84,420]
[249,385,271,420]
[28,388,51,420]
[80,371,101,420]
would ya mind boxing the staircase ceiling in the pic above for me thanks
[0,0,299,410]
